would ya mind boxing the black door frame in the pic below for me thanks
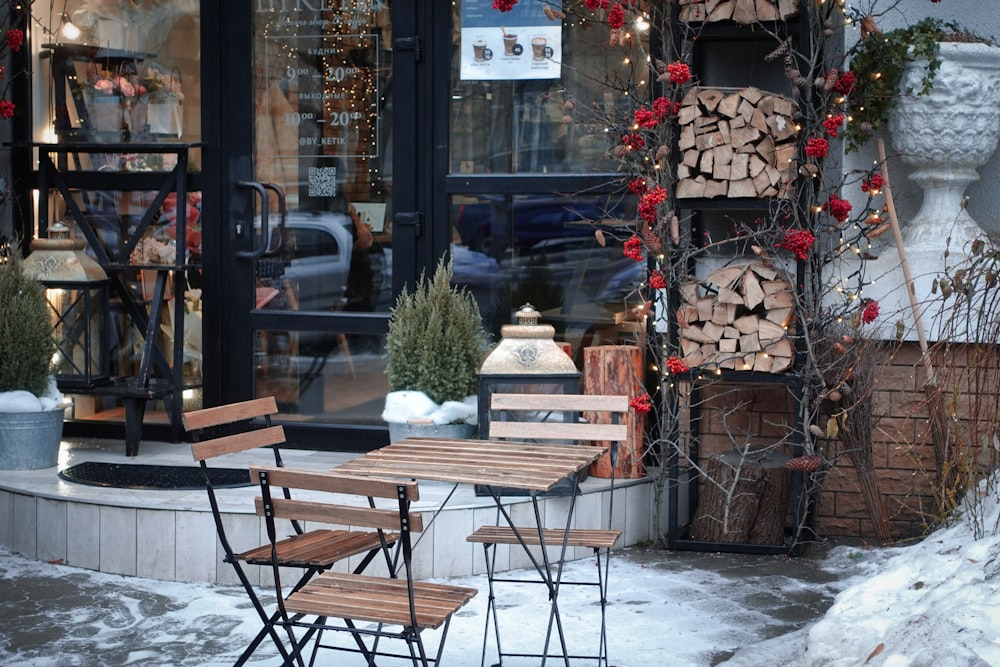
[202,2,442,450]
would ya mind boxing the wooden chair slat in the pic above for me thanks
[284,572,477,630]
[238,529,396,567]
[182,396,278,431]
[488,421,628,442]
[190,425,285,461]
[490,393,629,412]
[255,496,424,533]
[249,465,420,500]
[467,526,621,549]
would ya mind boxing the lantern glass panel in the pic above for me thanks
[45,281,109,388]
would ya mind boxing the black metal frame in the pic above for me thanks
[663,5,817,556]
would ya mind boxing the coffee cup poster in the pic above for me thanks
[460,0,561,80]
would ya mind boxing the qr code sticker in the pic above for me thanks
[308,167,337,197]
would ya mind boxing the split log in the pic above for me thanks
[680,0,799,24]
[677,261,795,373]
[677,86,798,200]
[583,345,645,479]
[690,449,792,545]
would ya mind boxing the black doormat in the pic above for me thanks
[59,462,251,490]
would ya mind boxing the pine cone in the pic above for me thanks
[785,455,823,472]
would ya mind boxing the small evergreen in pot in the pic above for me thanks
[0,248,65,470]
[383,257,490,439]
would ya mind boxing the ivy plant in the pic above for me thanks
[843,17,992,153]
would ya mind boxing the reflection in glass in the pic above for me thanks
[254,328,388,424]
[450,193,642,361]
[450,8,649,175]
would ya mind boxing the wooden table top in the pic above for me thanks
[333,437,606,492]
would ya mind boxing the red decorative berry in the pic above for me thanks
[652,97,680,119]
[608,3,626,30]
[634,107,658,128]
[666,355,689,374]
[628,178,647,195]
[667,61,691,85]
[861,172,885,193]
[623,235,644,262]
[649,269,667,290]
[0,100,14,119]
[861,300,880,324]
[833,71,856,95]
[805,137,829,159]
[823,114,845,138]
[6,29,23,53]
[778,229,815,261]
[638,186,667,223]
[630,393,652,413]
[826,194,853,223]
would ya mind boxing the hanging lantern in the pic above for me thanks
[23,222,110,389]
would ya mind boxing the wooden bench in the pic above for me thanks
[467,392,630,665]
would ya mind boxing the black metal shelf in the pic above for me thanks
[35,142,200,456]
[666,1,817,556]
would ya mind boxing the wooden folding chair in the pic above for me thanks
[250,465,478,667]
[466,393,629,666]
[184,397,397,666]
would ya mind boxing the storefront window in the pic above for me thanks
[451,1,648,175]
[29,2,203,423]
[32,1,201,148]
[450,2,646,357]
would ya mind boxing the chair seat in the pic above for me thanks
[285,571,478,630]
[467,526,621,549]
[237,529,396,567]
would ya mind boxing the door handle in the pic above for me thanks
[235,180,286,259]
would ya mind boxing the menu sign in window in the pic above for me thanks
[460,0,561,81]
[260,31,381,161]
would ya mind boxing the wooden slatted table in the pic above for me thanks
[333,436,608,666]
[333,437,603,491]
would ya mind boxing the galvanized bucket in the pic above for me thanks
[0,408,65,470]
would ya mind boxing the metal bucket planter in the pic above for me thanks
[387,421,475,443]
[0,408,66,470]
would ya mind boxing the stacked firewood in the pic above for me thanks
[677,261,795,372]
[676,87,798,200]
[678,0,799,24]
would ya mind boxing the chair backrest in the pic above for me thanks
[249,465,422,587]
[184,397,289,559]
[485,393,630,445]
[185,396,285,464]
[249,465,422,533]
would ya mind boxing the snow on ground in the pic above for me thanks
[2,478,999,666]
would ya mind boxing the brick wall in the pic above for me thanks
[690,341,993,542]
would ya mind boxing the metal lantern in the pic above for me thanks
[23,222,110,389]
[477,303,581,437]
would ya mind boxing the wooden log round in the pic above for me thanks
[690,449,791,545]
[582,345,646,479]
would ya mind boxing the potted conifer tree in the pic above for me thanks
[0,250,65,469]
[383,257,490,442]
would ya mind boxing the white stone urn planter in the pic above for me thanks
[888,42,1000,257]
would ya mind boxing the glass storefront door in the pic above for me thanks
[232,3,397,439]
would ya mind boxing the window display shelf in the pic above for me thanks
[35,142,202,456]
